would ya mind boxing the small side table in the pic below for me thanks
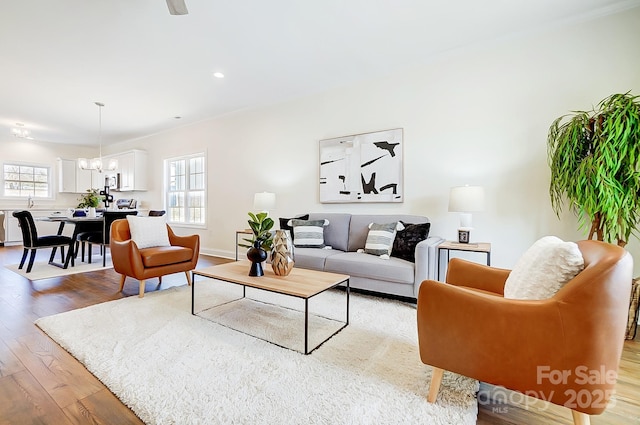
[235,229,253,261]
[437,241,491,281]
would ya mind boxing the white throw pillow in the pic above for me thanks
[288,219,330,248]
[364,222,404,257]
[503,236,584,300]
[127,215,171,249]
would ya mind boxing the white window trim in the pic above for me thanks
[163,151,207,228]
[1,160,55,200]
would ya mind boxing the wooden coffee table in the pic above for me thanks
[191,261,350,354]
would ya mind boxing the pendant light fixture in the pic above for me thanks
[78,102,118,173]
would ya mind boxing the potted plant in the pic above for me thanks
[547,92,640,247]
[77,188,101,216]
[238,212,274,276]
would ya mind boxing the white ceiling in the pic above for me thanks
[1,0,638,146]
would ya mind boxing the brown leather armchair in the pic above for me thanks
[110,218,200,298]
[417,240,632,425]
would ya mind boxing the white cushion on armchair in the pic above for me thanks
[504,236,584,300]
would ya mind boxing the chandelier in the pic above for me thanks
[78,102,118,173]
[12,123,32,139]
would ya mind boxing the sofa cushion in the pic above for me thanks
[347,214,429,252]
[308,213,351,252]
[139,246,193,268]
[391,221,431,262]
[503,236,584,300]
[278,214,309,242]
[364,222,399,256]
[324,252,415,284]
[293,247,341,271]
[290,219,329,248]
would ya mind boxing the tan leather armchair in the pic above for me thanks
[110,219,200,298]
[417,240,632,425]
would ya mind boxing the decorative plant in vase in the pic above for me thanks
[77,188,101,217]
[238,212,274,276]
[547,92,640,247]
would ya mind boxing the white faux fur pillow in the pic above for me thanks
[503,236,584,300]
[127,216,170,249]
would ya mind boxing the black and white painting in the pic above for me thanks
[319,128,403,203]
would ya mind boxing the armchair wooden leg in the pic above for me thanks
[185,271,192,286]
[119,275,126,292]
[139,280,146,298]
[571,410,590,425]
[427,367,444,403]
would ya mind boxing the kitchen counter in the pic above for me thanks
[1,207,150,244]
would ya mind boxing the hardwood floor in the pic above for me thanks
[0,244,638,424]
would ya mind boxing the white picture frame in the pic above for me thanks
[319,128,403,203]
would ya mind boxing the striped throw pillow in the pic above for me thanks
[289,219,329,248]
[364,222,400,257]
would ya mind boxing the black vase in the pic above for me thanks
[247,241,268,277]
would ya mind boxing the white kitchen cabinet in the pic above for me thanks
[77,168,96,193]
[3,212,21,243]
[58,158,97,193]
[116,150,147,191]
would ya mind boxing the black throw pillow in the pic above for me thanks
[278,214,309,242]
[391,221,431,263]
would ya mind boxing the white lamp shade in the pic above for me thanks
[253,192,276,212]
[448,185,485,213]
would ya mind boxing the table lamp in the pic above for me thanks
[253,192,276,216]
[448,185,484,243]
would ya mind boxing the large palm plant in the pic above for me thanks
[548,92,640,247]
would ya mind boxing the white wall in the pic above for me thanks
[0,138,98,209]
[5,8,640,275]
[119,8,639,273]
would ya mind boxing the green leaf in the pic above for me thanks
[547,92,640,245]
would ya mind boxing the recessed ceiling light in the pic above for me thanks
[213,72,224,79]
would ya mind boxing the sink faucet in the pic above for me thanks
[27,195,34,209]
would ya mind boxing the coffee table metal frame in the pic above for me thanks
[191,262,350,355]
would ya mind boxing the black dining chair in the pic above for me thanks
[72,209,97,262]
[12,210,75,273]
[148,210,166,216]
[86,211,138,266]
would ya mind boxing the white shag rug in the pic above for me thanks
[35,282,478,425]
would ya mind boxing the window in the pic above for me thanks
[165,153,206,226]
[2,163,52,198]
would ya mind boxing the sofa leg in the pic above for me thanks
[139,280,145,298]
[571,410,590,425]
[427,367,444,403]
[119,275,126,292]
[185,271,192,286]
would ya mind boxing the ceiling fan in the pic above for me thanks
[166,0,188,15]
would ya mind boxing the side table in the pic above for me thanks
[437,241,491,281]
[235,229,253,261]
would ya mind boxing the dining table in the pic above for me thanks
[37,215,104,268]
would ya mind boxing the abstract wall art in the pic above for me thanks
[319,128,403,203]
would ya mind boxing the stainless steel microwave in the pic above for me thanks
[105,173,120,190]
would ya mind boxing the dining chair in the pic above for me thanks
[72,209,101,262]
[86,211,138,266]
[12,210,75,272]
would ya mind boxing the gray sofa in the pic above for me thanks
[285,213,443,299]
